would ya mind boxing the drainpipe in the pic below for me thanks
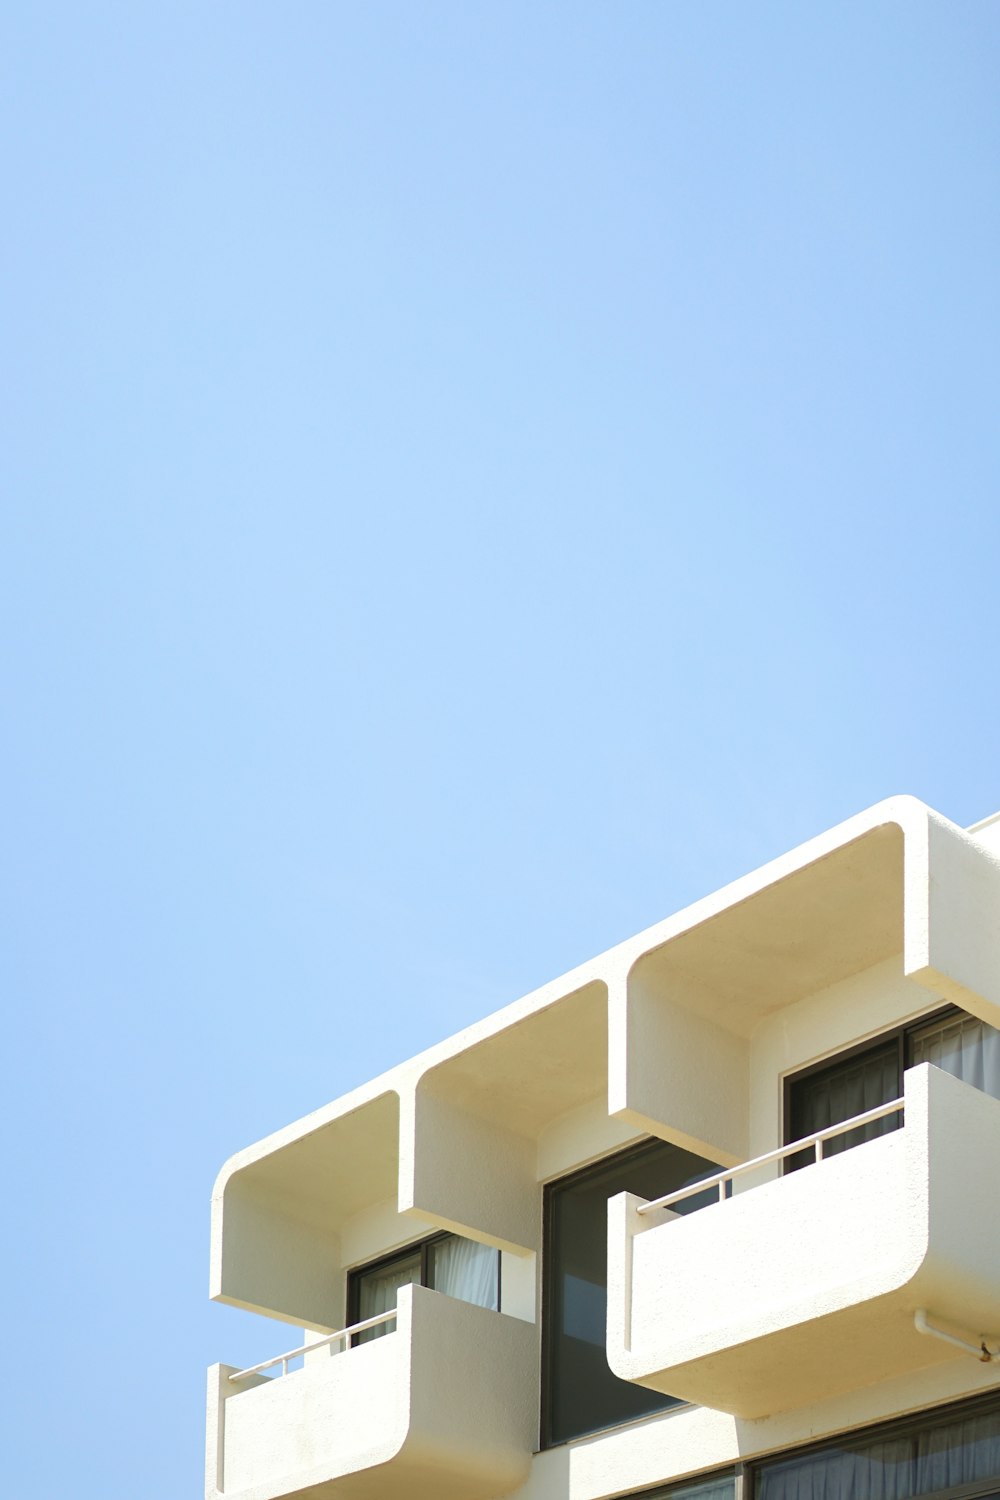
[915,1309,999,1362]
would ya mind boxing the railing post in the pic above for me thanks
[227,1307,400,1385]
[635,1094,903,1218]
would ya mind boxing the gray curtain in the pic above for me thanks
[910,1012,1000,1101]
[672,1480,736,1500]
[756,1407,1000,1499]
[915,1410,1000,1491]
[647,1478,735,1500]
[792,1042,901,1160]
[758,1437,915,1500]
[356,1256,421,1342]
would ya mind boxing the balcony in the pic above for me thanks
[207,1284,536,1500]
[607,1063,1000,1419]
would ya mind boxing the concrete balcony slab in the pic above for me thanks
[608,1064,1000,1418]
[208,1284,536,1500]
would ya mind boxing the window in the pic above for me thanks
[638,1476,736,1500]
[628,1392,1000,1500]
[751,1390,1000,1500]
[347,1231,499,1343]
[542,1136,718,1448]
[786,1006,1000,1168]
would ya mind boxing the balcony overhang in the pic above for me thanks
[623,796,1000,1038]
[398,981,607,1253]
[610,797,1000,1163]
[607,1064,1000,1418]
[210,974,614,1326]
[413,980,607,1134]
[629,819,903,1035]
[208,797,1000,1327]
[219,1091,400,1231]
[211,1090,400,1328]
[208,1284,536,1500]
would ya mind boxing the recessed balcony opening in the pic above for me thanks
[420,980,609,1136]
[630,821,905,1039]
[212,1090,401,1331]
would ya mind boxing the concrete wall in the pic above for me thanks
[609,970,749,1165]
[400,1083,539,1254]
[214,1177,345,1331]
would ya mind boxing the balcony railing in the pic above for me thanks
[636,1094,905,1216]
[228,1309,398,1383]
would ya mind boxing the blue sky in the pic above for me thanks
[2,3,998,1493]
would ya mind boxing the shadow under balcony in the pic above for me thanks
[208,1283,536,1500]
[607,1063,1000,1419]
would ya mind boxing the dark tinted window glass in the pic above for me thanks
[757,1399,1000,1499]
[543,1138,717,1447]
[787,1039,901,1170]
[643,1477,735,1500]
[353,1249,422,1343]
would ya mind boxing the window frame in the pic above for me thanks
[346,1230,501,1342]
[622,1389,1000,1500]
[743,1387,1000,1500]
[626,1467,740,1500]
[782,1002,961,1154]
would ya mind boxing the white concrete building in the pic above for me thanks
[207,796,1000,1500]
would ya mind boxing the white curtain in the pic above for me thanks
[910,1012,1000,1101]
[431,1235,499,1311]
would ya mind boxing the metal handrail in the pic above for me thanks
[636,1095,905,1217]
[228,1309,398,1383]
